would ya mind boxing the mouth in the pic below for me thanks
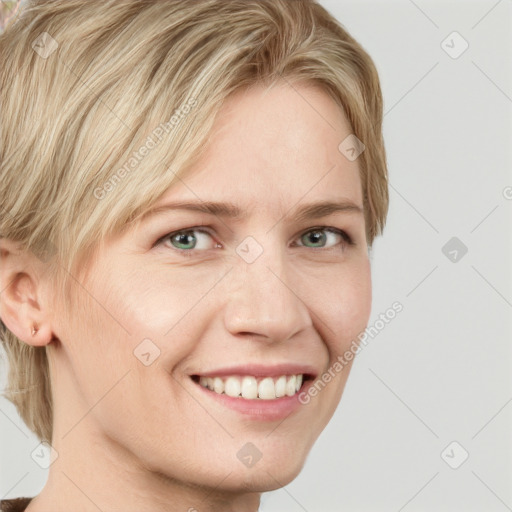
[191,373,313,400]
[188,364,318,420]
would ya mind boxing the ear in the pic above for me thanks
[0,238,54,347]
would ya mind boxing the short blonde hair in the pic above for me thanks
[0,0,388,444]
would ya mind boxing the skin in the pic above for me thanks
[0,81,372,512]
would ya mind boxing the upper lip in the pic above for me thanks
[191,364,318,379]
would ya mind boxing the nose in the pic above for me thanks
[223,250,313,343]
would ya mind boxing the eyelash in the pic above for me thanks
[154,225,354,257]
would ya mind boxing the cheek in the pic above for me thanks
[84,263,223,372]
[344,259,372,332]
[92,263,208,335]
[314,256,372,353]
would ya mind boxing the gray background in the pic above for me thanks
[1,1,511,510]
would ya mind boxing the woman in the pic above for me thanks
[0,0,388,510]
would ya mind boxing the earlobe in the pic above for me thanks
[0,239,54,348]
[28,321,54,347]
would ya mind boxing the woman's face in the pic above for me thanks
[50,81,371,494]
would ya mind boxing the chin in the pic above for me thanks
[219,442,309,493]
[224,460,305,493]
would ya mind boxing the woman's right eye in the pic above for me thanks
[155,228,219,254]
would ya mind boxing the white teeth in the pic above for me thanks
[258,377,276,399]
[224,376,241,397]
[295,374,303,392]
[275,375,287,398]
[197,374,305,400]
[286,375,296,397]
[213,377,224,394]
[241,376,258,399]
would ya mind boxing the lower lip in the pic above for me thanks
[193,380,308,421]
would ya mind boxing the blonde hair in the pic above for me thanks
[0,0,388,444]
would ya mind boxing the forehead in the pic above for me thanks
[155,81,363,215]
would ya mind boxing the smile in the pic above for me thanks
[195,374,304,400]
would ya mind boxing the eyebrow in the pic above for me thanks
[142,199,363,223]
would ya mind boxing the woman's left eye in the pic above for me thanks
[295,227,353,249]
[154,226,353,255]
